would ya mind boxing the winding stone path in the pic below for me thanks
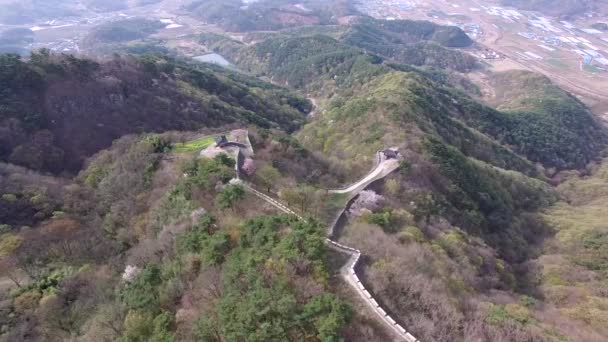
[238,152,418,342]
[219,131,416,341]
[328,152,399,194]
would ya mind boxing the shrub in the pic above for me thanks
[0,224,11,234]
[13,290,42,313]
[121,310,155,341]
[384,178,400,196]
[398,226,425,244]
[120,265,162,311]
[1,194,17,202]
[201,232,231,265]
[0,233,22,257]
[214,153,235,168]
[193,315,219,341]
[485,303,531,325]
[216,185,245,210]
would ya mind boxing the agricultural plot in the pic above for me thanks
[172,136,215,153]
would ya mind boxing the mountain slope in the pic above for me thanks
[214,27,605,172]
[206,23,608,341]
[540,157,608,339]
[298,71,540,178]
[0,132,354,341]
[483,70,606,170]
[0,52,309,173]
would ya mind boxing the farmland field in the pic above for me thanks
[172,136,214,153]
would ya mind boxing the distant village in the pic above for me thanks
[354,0,608,73]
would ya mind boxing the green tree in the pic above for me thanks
[214,153,235,168]
[193,315,221,342]
[366,209,393,230]
[120,265,162,311]
[145,135,171,153]
[176,214,217,254]
[119,310,175,342]
[1,193,17,202]
[120,310,154,342]
[151,311,176,342]
[216,185,245,211]
[300,294,352,342]
[257,165,281,192]
[385,178,400,196]
[201,232,231,265]
[193,216,350,341]
[0,224,11,234]
[279,187,298,207]
[292,185,316,213]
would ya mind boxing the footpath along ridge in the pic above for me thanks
[238,150,417,342]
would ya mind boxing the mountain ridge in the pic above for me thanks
[0,51,309,173]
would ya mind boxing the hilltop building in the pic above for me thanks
[215,135,228,147]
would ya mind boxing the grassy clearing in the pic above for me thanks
[172,136,215,153]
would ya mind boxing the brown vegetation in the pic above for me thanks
[0,52,308,174]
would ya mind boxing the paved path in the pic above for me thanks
[239,153,418,342]
[242,183,302,220]
[329,153,399,194]
[326,241,418,342]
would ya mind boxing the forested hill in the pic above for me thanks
[199,20,608,340]
[204,19,477,76]
[343,17,473,48]
[185,0,353,31]
[0,51,309,173]
[486,70,606,169]
[205,24,605,172]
